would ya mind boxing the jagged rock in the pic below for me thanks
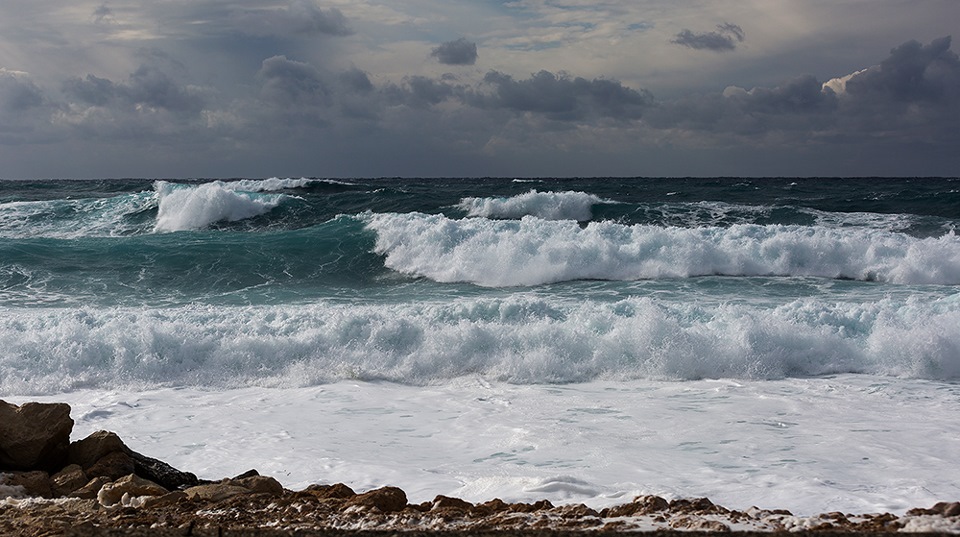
[431,495,473,511]
[669,515,731,532]
[97,474,169,506]
[1,471,52,498]
[0,401,73,472]
[301,482,356,499]
[474,498,510,515]
[230,475,284,495]
[86,450,136,480]
[140,490,187,509]
[129,450,198,491]
[553,503,599,518]
[345,486,407,513]
[68,431,126,469]
[184,483,252,502]
[908,501,960,517]
[51,464,88,496]
[507,499,554,513]
[70,476,111,499]
[601,494,669,517]
[232,469,260,479]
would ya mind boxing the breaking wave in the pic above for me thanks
[2,293,958,394]
[153,181,288,232]
[364,213,960,286]
[458,190,608,221]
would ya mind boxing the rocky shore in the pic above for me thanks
[2,400,958,536]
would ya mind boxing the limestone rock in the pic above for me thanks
[86,450,136,480]
[51,464,88,496]
[70,476,111,500]
[346,486,407,513]
[140,490,187,509]
[301,482,356,499]
[184,483,252,502]
[98,474,169,507]
[432,495,473,511]
[0,401,73,471]
[601,495,669,517]
[1,471,52,498]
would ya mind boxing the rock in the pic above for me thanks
[553,503,599,518]
[345,486,408,513]
[140,490,187,509]
[70,476,111,499]
[184,483,252,502]
[601,495,669,517]
[97,474,169,507]
[230,475,284,495]
[1,471,52,498]
[68,431,127,470]
[908,501,960,517]
[301,482,356,499]
[51,464,88,496]
[0,401,73,472]
[431,495,473,511]
[129,450,198,491]
[86,450,136,480]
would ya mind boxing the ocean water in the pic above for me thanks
[2,177,959,515]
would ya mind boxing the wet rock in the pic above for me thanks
[670,515,731,532]
[51,464,89,496]
[1,471,52,498]
[70,476,111,499]
[601,494,669,516]
[140,490,187,509]
[474,498,510,515]
[129,450,198,491]
[98,474,169,507]
[552,503,599,518]
[0,401,73,472]
[432,494,473,511]
[507,499,554,513]
[908,501,960,517]
[345,486,407,513]
[86,450,136,480]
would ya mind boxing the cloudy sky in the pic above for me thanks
[1,0,958,178]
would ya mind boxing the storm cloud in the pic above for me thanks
[431,38,479,65]
[672,23,745,51]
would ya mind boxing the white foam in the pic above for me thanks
[458,190,607,221]
[227,177,330,191]
[153,181,284,232]
[2,293,958,394]
[9,375,960,515]
[0,192,156,238]
[364,213,960,286]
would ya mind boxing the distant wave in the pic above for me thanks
[153,181,288,232]
[458,190,609,221]
[364,212,960,286]
[2,294,958,394]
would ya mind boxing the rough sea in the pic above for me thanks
[2,177,959,515]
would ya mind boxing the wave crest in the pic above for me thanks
[458,190,607,221]
[364,213,960,286]
[153,181,286,232]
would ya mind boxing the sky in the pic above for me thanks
[0,0,958,178]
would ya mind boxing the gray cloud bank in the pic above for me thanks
[1,28,957,176]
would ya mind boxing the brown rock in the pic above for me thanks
[140,490,187,509]
[0,400,73,472]
[508,499,555,513]
[346,486,408,513]
[86,450,135,480]
[552,503,599,518]
[97,474,169,506]
[432,495,473,511]
[2,471,52,498]
[51,464,88,496]
[474,498,510,515]
[70,476,111,499]
[601,494,670,517]
[302,482,356,499]
[184,483,252,502]
[68,430,127,470]
[230,475,284,495]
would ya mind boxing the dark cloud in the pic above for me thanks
[845,36,959,103]
[384,76,458,108]
[92,4,113,24]
[672,23,745,51]
[478,70,652,121]
[257,55,331,106]
[0,71,43,112]
[62,63,206,116]
[431,38,478,66]
[230,1,351,38]
[339,68,374,93]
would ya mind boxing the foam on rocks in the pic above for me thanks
[2,399,959,535]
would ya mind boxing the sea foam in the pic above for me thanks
[153,181,286,232]
[458,190,607,221]
[363,213,960,286]
[2,293,958,394]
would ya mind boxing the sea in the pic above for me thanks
[1,177,959,516]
